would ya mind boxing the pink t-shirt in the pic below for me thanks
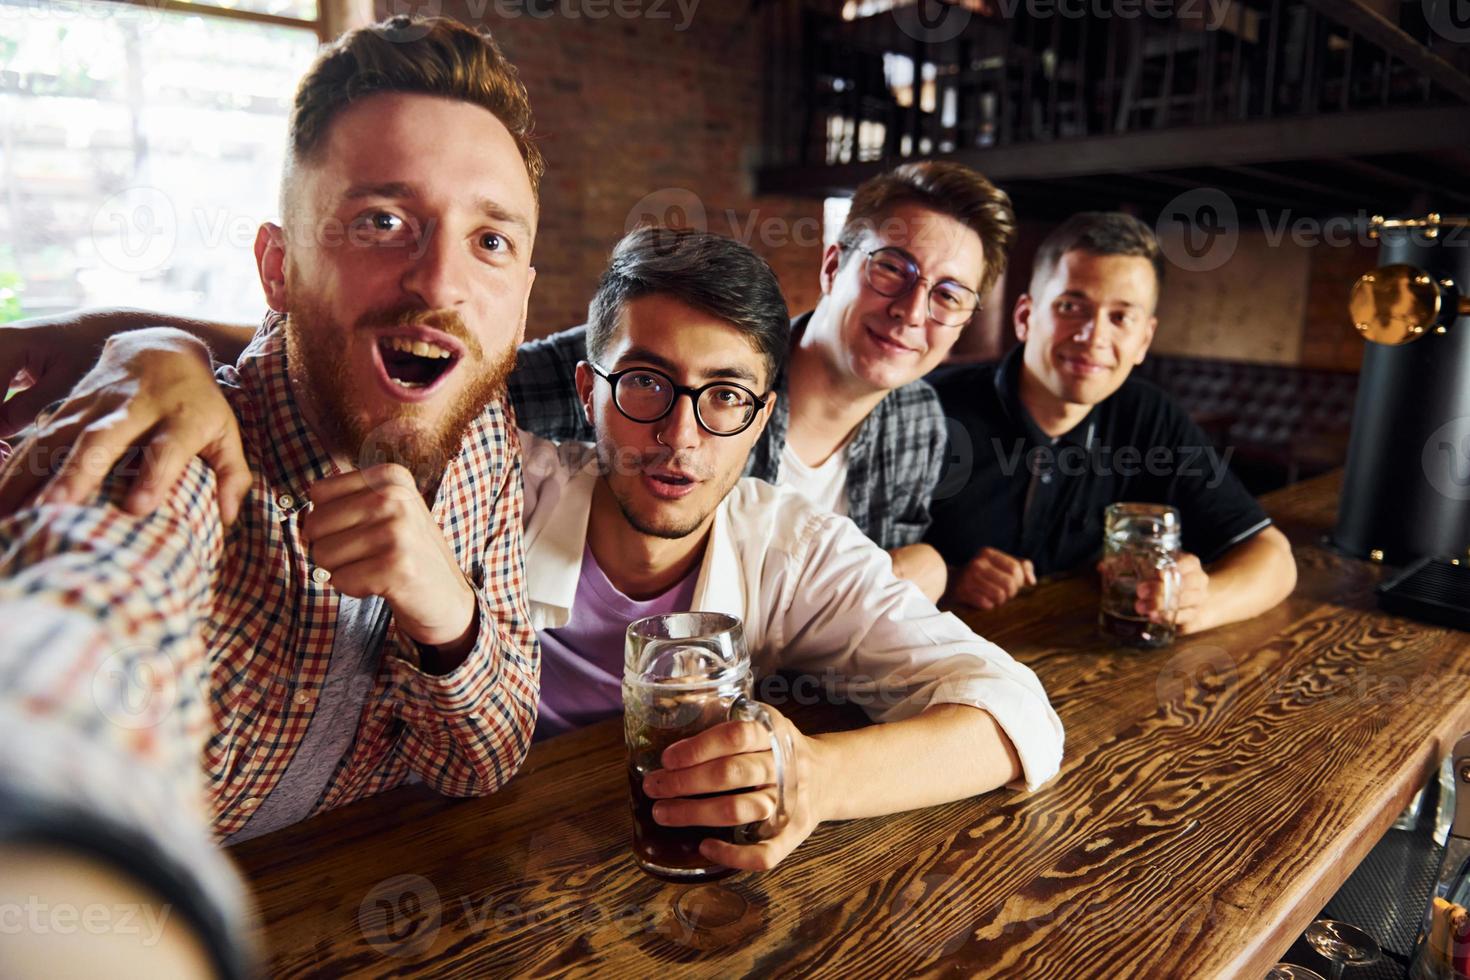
[534,544,700,741]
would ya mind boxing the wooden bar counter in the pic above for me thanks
[230,471,1470,978]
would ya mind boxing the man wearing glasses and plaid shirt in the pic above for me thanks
[0,162,1013,605]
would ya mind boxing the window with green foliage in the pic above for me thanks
[0,0,320,324]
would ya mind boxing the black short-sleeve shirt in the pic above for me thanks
[925,347,1271,576]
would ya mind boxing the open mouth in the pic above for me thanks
[643,469,700,500]
[375,336,461,393]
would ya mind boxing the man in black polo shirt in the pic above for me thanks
[922,212,1297,635]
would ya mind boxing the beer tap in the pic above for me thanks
[1349,216,1470,346]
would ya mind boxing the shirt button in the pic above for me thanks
[1041,473,1053,484]
[239,796,260,812]
[293,690,314,706]
[276,493,295,510]
[311,566,332,585]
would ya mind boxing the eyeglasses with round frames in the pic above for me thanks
[853,245,982,327]
[588,363,771,436]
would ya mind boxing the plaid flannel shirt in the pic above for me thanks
[0,323,539,964]
[511,313,949,550]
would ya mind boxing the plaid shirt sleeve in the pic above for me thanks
[0,461,255,971]
[508,325,595,443]
[383,424,540,798]
[908,387,950,538]
[848,381,950,549]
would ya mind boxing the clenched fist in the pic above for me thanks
[302,464,477,666]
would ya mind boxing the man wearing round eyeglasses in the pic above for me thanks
[759,163,1007,600]
[0,162,1011,604]
[588,362,771,443]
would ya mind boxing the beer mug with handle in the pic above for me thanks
[623,612,792,882]
[1099,503,1183,649]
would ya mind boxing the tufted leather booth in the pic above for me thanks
[1132,355,1360,494]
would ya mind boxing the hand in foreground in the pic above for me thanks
[950,546,1037,611]
[640,703,820,872]
[303,464,477,661]
[0,329,249,524]
[1133,550,1210,635]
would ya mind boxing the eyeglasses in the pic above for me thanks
[854,246,982,327]
[588,363,771,436]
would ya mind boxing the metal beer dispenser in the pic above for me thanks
[1332,215,1470,629]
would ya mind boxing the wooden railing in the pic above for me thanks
[761,0,1470,171]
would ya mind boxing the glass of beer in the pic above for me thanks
[1099,503,1182,649]
[623,612,790,883]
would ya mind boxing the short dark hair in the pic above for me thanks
[586,228,790,386]
[1030,211,1165,296]
[285,16,542,205]
[837,161,1016,298]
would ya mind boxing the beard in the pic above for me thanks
[283,292,516,494]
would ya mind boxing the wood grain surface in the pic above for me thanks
[230,471,1470,978]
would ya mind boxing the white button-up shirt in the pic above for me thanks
[519,432,1064,790]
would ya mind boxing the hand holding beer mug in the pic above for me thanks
[1099,503,1182,649]
[623,612,792,882]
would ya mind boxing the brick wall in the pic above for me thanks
[380,5,1377,367]
[948,217,1378,371]
[1299,239,1376,372]
[403,2,825,339]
